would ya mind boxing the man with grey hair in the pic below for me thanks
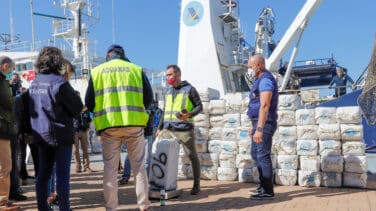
[0,56,20,210]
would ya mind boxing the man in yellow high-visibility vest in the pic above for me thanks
[85,44,153,211]
[157,64,203,195]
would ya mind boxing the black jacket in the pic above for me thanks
[0,73,15,139]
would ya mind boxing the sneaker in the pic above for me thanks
[249,185,263,195]
[190,186,200,195]
[250,192,274,200]
[118,178,129,186]
[0,201,20,211]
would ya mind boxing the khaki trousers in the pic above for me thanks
[100,127,150,211]
[0,139,11,204]
[74,130,90,170]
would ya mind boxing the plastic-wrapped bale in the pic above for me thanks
[321,155,343,173]
[209,100,226,115]
[252,166,260,183]
[194,127,209,141]
[272,127,279,142]
[343,172,367,188]
[275,169,297,186]
[300,156,320,171]
[271,155,277,169]
[224,93,243,113]
[222,127,238,142]
[241,95,250,113]
[344,155,367,173]
[200,165,217,180]
[272,139,279,155]
[297,140,318,156]
[297,125,318,140]
[278,126,297,140]
[195,140,208,153]
[241,113,251,127]
[209,127,223,140]
[199,153,219,166]
[236,154,255,169]
[277,155,299,170]
[278,94,301,110]
[159,100,165,112]
[217,167,238,181]
[238,168,253,183]
[342,141,366,156]
[278,110,296,126]
[178,164,192,180]
[201,102,210,114]
[321,172,342,187]
[238,140,251,155]
[219,152,236,168]
[318,124,340,140]
[193,113,210,128]
[209,115,224,127]
[340,124,363,141]
[223,113,241,128]
[276,138,297,155]
[197,87,220,102]
[295,109,315,126]
[315,107,337,124]
[319,140,341,156]
[221,141,238,154]
[208,140,222,154]
[336,106,361,124]
[237,127,250,141]
[298,170,321,187]
[178,153,191,165]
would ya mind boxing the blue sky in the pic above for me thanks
[1,0,375,81]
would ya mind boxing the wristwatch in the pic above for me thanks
[256,127,263,132]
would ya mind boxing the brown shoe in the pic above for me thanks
[0,201,20,211]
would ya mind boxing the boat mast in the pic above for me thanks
[30,0,35,51]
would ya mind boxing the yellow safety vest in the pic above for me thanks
[91,59,148,131]
[163,84,194,123]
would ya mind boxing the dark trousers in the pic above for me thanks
[19,134,39,178]
[36,143,72,211]
[9,136,20,195]
[251,121,276,194]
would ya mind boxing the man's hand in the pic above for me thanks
[156,129,160,137]
[178,113,190,121]
[253,131,263,144]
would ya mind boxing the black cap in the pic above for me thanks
[107,44,125,55]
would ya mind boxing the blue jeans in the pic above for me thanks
[36,143,72,211]
[144,135,154,177]
[251,121,276,194]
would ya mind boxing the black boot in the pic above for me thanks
[190,181,200,195]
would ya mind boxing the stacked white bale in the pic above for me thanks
[241,114,251,127]
[300,156,320,171]
[278,110,296,126]
[178,164,192,180]
[298,170,321,187]
[217,152,238,181]
[275,169,298,186]
[343,155,368,188]
[222,127,238,142]
[240,93,250,113]
[217,167,238,181]
[201,102,209,114]
[209,127,222,140]
[315,107,337,124]
[340,124,363,141]
[296,140,318,156]
[238,168,253,183]
[223,113,241,128]
[318,124,341,140]
[208,140,222,154]
[219,153,236,168]
[223,93,243,114]
[195,139,208,153]
[342,142,366,156]
[277,126,297,155]
[209,100,226,115]
[199,153,219,180]
[297,125,318,140]
[277,155,299,170]
[221,141,238,154]
[336,106,361,124]
[278,94,301,111]
[237,127,250,141]
[319,140,342,156]
[321,172,342,187]
[236,154,255,169]
[210,115,224,128]
[194,127,209,141]
[197,87,220,102]
[238,140,251,155]
[295,109,316,126]
[321,155,343,173]
[193,113,210,128]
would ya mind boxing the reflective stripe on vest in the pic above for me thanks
[163,85,194,123]
[91,59,148,130]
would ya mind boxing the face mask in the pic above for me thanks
[247,68,255,76]
[6,72,13,80]
[167,77,176,85]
